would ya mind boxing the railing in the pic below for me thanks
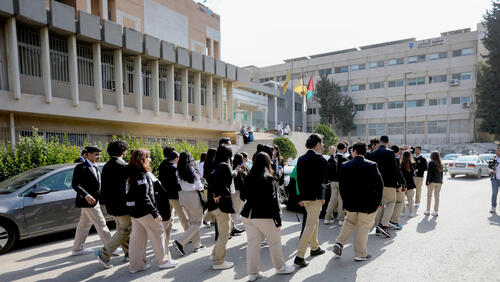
[17,27,41,77]
[49,36,69,82]
[77,44,93,86]
[101,51,114,90]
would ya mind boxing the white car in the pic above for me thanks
[283,155,333,187]
[447,155,490,179]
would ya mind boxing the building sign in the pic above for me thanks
[417,38,444,48]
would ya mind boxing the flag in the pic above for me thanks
[306,74,315,98]
[293,74,307,97]
[282,70,291,95]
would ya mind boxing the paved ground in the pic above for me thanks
[1,175,500,282]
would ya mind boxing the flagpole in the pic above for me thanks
[291,62,295,132]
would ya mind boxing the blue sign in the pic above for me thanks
[409,42,414,49]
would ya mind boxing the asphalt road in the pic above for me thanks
[1,175,499,282]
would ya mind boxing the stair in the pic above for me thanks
[237,132,276,157]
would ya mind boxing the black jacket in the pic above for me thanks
[339,156,383,214]
[72,161,101,208]
[126,170,160,219]
[240,174,282,227]
[158,160,182,200]
[415,155,428,177]
[234,167,248,192]
[367,146,404,188]
[207,162,235,213]
[100,157,129,216]
[395,157,407,188]
[75,156,85,163]
[426,161,443,184]
[401,164,416,189]
[331,153,348,182]
[151,174,171,221]
[297,150,329,201]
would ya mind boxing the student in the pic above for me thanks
[231,153,248,226]
[203,148,217,225]
[425,151,444,216]
[197,152,207,178]
[414,146,428,207]
[400,151,417,217]
[389,145,407,230]
[75,149,87,163]
[325,143,348,225]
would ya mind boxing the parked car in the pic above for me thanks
[479,153,496,163]
[421,153,432,163]
[442,154,462,173]
[0,163,111,254]
[447,155,490,179]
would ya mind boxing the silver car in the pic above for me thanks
[0,163,110,254]
[447,155,490,179]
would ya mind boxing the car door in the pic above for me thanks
[22,168,79,236]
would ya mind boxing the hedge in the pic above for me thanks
[273,137,297,161]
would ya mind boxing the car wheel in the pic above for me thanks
[450,174,455,178]
[476,169,482,179]
[0,219,18,255]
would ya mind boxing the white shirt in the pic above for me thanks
[177,171,204,192]
[197,161,204,178]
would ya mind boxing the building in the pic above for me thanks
[252,24,486,145]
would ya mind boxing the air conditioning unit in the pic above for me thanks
[462,102,472,108]
[450,79,460,86]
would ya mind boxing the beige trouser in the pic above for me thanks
[129,214,169,272]
[178,191,203,248]
[375,187,397,227]
[296,200,322,258]
[336,211,377,258]
[325,182,344,220]
[406,189,416,214]
[414,177,424,203]
[426,183,442,212]
[169,199,189,231]
[242,217,285,275]
[162,218,173,259]
[72,204,112,252]
[100,215,131,262]
[203,190,215,223]
[211,208,231,265]
[391,190,406,223]
[231,190,244,224]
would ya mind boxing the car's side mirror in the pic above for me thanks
[28,185,52,197]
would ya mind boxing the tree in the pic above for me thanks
[477,2,500,138]
[314,123,338,149]
[273,137,297,160]
[314,75,356,136]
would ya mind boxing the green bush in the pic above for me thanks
[314,123,338,149]
[273,137,297,160]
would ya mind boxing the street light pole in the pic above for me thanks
[404,72,408,145]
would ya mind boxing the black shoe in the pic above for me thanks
[294,257,309,267]
[230,228,245,236]
[310,247,326,256]
[376,224,391,238]
[333,243,343,256]
[173,240,185,256]
[375,229,381,236]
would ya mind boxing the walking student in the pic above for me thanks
[425,151,444,216]
[414,146,427,207]
[400,151,417,217]
[231,153,248,227]
[389,145,407,230]
[241,152,295,281]
[71,146,112,256]
[333,142,383,261]
[325,143,348,225]
[490,147,500,213]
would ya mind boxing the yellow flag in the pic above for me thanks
[282,70,291,94]
[294,76,307,97]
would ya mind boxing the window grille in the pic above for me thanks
[49,36,69,82]
[142,63,151,97]
[159,65,168,99]
[101,51,114,90]
[77,44,93,86]
[17,27,41,77]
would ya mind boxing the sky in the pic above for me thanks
[201,0,494,68]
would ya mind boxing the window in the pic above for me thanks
[295,103,302,112]
[452,72,473,80]
[351,124,366,136]
[307,108,317,115]
[38,169,74,192]
[188,76,194,104]
[408,99,425,108]
[77,44,94,86]
[407,77,425,86]
[453,48,473,57]
[201,78,206,105]
[407,121,425,134]
[369,102,384,110]
[351,64,365,71]
[291,73,300,80]
[351,84,366,91]
[388,80,404,88]
[319,68,332,76]
[428,120,447,134]
[340,85,348,93]
[159,65,167,99]
[369,123,385,136]
[388,101,404,109]
[387,122,404,135]
[354,104,366,111]
[49,36,69,82]
[125,57,134,93]
[369,61,384,69]
[18,27,42,77]
[277,98,286,108]
[430,52,448,60]
[450,119,470,133]
[142,63,151,97]
[451,96,471,104]
[388,58,404,66]
[408,55,426,64]
[334,65,348,73]
[369,82,384,89]
[429,98,447,106]
[259,77,271,83]
[174,71,181,101]
[429,75,447,84]
[101,51,114,90]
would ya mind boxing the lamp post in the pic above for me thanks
[403,72,410,145]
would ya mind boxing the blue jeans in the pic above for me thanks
[492,178,499,208]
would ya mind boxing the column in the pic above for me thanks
[194,72,201,119]
[167,64,175,117]
[68,35,79,106]
[273,96,278,129]
[210,39,214,57]
[248,111,253,128]
[291,94,295,133]
[181,68,189,119]
[113,48,123,112]
[206,75,213,120]
[100,0,108,20]
[226,81,234,122]
[133,55,142,113]
[264,109,268,131]
[9,113,15,149]
[6,17,20,100]
[40,26,51,103]
[92,42,103,109]
[152,60,160,116]
[216,78,223,120]
[302,95,307,132]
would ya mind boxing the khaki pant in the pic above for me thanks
[391,190,406,223]
[203,190,215,223]
[72,204,112,252]
[325,182,344,221]
[426,183,442,212]
[336,211,377,258]
[296,200,322,258]
[242,217,285,275]
[100,215,131,262]
[406,189,416,214]
[178,191,203,248]
[129,214,169,272]
[169,199,189,231]
[375,187,397,227]
[211,208,231,265]
[231,190,244,224]
[162,218,172,259]
[414,177,424,203]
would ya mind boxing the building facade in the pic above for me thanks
[252,25,485,145]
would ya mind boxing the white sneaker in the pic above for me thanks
[424,211,430,216]
[324,219,335,225]
[129,263,151,274]
[112,247,122,256]
[213,261,234,270]
[490,207,496,213]
[71,248,94,256]
[409,212,416,218]
[414,203,420,207]
[159,260,178,269]
[276,264,295,275]
[432,211,438,217]
[209,255,214,261]
[248,272,264,281]
[338,220,344,226]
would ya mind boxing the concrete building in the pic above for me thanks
[251,25,486,145]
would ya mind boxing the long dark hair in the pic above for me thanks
[400,151,415,172]
[178,151,196,184]
[273,144,283,163]
[214,145,232,165]
[249,152,274,180]
[261,145,275,160]
[430,151,444,173]
[203,148,217,178]
[233,153,244,170]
